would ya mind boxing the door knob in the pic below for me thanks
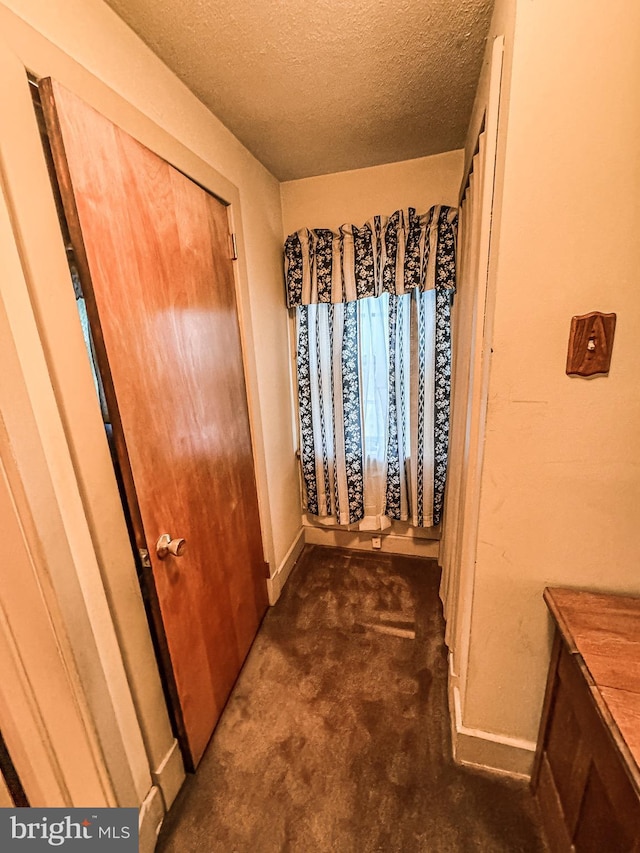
[156,533,187,559]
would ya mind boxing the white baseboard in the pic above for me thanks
[449,676,535,779]
[151,738,184,812]
[303,523,440,559]
[266,528,305,605]
[138,785,165,853]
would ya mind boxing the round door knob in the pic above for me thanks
[156,533,187,559]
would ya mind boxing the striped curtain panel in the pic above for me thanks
[286,206,457,529]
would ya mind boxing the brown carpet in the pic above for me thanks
[157,545,547,852]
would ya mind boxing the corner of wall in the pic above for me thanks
[138,785,165,853]
[447,657,535,779]
[266,527,305,605]
[150,738,184,813]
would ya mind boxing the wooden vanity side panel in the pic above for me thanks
[532,628,563,789]
[535,752,573,853]
[545,653,591,835]
[573,762,635,852]
[533,589,640,852]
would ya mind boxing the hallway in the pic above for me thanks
[157,546,546,852]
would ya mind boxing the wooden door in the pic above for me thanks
[39,79,269,768]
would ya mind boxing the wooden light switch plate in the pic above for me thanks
[566,311,616,376]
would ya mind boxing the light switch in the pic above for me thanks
[566,311,616,376]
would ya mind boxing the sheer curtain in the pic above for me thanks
[287,206,457,531]
[359,294,391,527]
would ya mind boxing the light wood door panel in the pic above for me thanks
[39,78,269,767]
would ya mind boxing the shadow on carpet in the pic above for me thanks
[157,545,547,853]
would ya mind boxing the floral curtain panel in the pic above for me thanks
[285,205,457,529]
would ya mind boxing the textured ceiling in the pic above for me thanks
[104,0,494,180]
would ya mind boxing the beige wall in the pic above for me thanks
[281,150,463,236]
[460,0,640,757]
[0,0,300,831]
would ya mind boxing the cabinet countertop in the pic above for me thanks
[544,586,640,793]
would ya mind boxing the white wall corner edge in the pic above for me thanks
[140,739,185,852]
[151,738,184,813]
[138,785,166,853]
[448,673,536,780]
[267,527,305,605]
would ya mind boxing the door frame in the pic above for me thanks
[0,18,271,815]
[438,35,506,767]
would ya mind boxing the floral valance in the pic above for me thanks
[284,205,457,307]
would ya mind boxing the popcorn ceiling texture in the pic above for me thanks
[103,0,494,180]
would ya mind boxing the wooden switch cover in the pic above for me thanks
[566,311,616,376]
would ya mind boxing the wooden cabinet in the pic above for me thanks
[532,588,640,852]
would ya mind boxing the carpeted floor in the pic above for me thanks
[157,545,547,852]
